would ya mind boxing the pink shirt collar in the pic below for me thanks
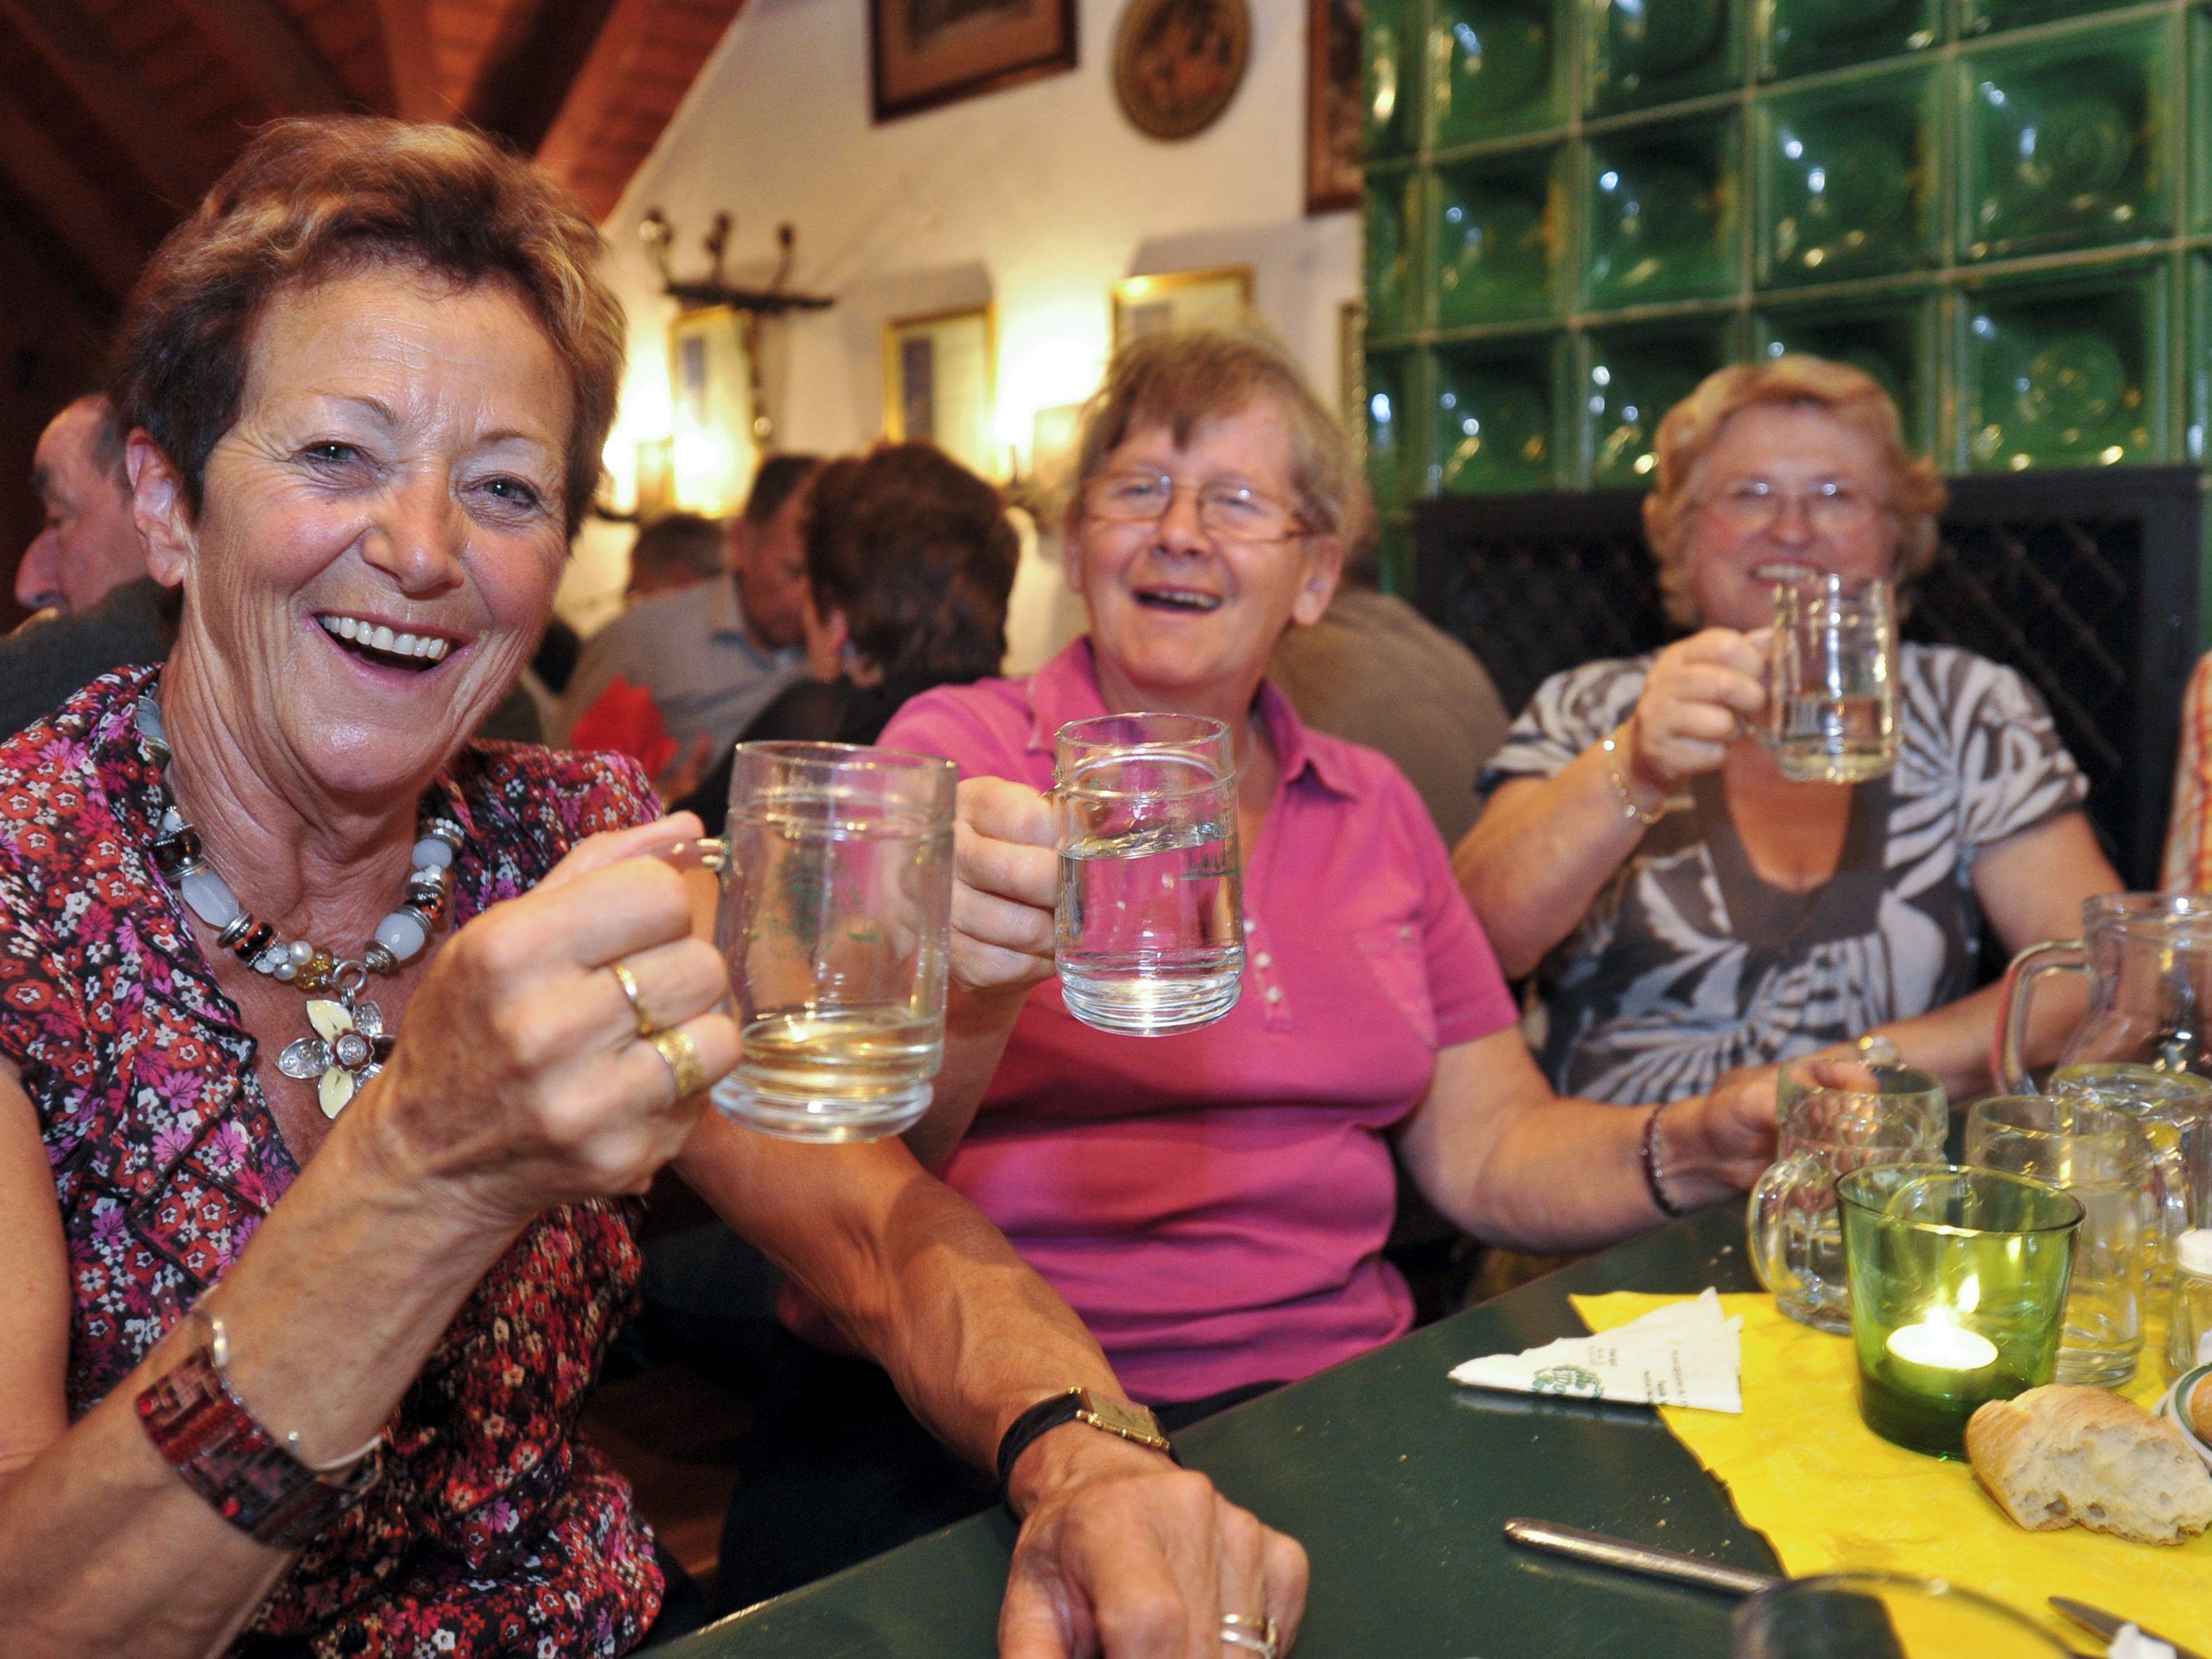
[1024,638,1360,801]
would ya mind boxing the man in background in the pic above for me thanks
[559,455,817,756]
[1,395,171,738]
[623,509,727,604]
[1268,548,1511,847]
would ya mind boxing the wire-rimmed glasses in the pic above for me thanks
[1082,471,1307,543]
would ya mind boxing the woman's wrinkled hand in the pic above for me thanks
[352,814,740,1225]
[1687,1063,1785,1192]
[1630,627,1770,791]
[949,776,1058,999]
[1000,1434,1309,1659]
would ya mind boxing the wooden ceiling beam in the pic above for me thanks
[532,0,678,204]
[0,0,227,208]
[173,0,352,116]
[466,0,623,159]
[0,86,148,304]
[375,0,442,121]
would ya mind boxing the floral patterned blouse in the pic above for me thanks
[0,666,666,1658]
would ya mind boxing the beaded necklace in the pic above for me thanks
[134,695,462,1117]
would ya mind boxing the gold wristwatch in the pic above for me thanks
[995,1387,1177,1496]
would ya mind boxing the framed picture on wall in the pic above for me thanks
[871,0,1078,122]
[1110,266,1255,353]
[1339,300,1365,452]
[883,305,999,479]
[667,305,756,516]
[1307,0,1362,213]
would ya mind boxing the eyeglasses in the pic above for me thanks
[1697,477,1887,535]
[1084,471,1307,543]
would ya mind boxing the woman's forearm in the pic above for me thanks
[1453,759,1652,978]
[903,983,1029,1174]
[0,1124,523,1658]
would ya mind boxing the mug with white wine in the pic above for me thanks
[1756,570,1899,783]
[662,741,956,1141]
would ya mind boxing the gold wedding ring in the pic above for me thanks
[610,962,658,1037]
[1218,1615,1279,1659]
[646,1026,707,1100]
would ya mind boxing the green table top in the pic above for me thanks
[669,1203,1777,1658]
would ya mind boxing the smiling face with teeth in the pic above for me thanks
[1068,396,1343,735]
[132,268,572,805]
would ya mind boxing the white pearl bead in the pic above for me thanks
[289,939,314,965]
[412,837,455,870]
[375,909,428,962]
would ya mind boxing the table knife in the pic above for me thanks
[2051,1595,2208,1659]
[1502,1517,1781,1596]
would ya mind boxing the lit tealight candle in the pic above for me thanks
[1886,1316,1998,1374]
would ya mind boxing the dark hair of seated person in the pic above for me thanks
[674,442,1018,833]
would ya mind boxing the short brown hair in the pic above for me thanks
[112,116,623,535]
[1069,330,1373,559]
[628,511,726,587]
[805,444,1017,683]
[1642,355,1947,628]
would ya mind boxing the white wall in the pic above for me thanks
[558,0,1359,629]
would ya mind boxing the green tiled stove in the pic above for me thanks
[1358,0,2212,598]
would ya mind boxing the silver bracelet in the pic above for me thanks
[1598,722,1664,827]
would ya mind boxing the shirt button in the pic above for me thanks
[1254,951,1272,970]
[1265,986,1284,1004]
[1399,924,1414,940]
[1243,918,1256,935]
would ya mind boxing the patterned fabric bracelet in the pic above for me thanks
[136,1308,384,1549]
[1640,1101,1690,1220]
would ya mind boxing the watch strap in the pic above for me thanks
[136,1310,383,1548]
[995,1388,1177,1500]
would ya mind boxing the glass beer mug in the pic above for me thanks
[1995,895,2212,1090]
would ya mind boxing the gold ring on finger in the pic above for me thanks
[1218,1615,1279,1659]
[645,1026,707,1100]
[610,962,658,1037]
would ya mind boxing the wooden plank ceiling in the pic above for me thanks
[0,0,746,315]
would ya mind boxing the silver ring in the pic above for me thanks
[645,1026,706,1099]
[610,962,658,1036]
[1219,1614,1279,1658]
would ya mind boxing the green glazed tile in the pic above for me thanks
[1762,0,1936,79]
[1585,322,1732,487]
[1586,0,1738,115]
[1960,0,2139,36]
[1365,0,1420,161]
[1434,148,1564,327]
[1433,340,1561,492]
[1962,18,2173,260]
[1755,294,1939,455]
[1584,114,1741,309]
[1431,0,1567,149]
[1758,70,1939,287]
[1366,352,1416,510]
[1961,263,2169,473]
[1366,172,1425,336]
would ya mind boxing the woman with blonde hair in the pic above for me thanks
[1456,355,2120,1107]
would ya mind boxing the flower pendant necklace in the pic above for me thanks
[134,695,463,1117]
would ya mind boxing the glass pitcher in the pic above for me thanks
[1995,894,2212,1093]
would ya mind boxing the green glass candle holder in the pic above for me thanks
[1434,148,1562,328]
[1838,1164,2082,1460]
[1433,340,1559,494]
[1430,0,1565,151]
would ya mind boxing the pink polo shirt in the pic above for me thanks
[882,640,1519,1402]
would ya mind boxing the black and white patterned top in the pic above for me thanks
[1480,644,2088,1103]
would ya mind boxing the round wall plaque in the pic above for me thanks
[1112,0,1250,142]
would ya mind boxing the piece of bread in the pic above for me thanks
[1966,1384,2212,1545]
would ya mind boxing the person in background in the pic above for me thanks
[2163,653,2212,893]
[1456,356,2119,1111]
[712,330,1774,1610]
[1266,548,1509,847]
[0,116,1303,1659]
[674,442,1018,834]
[0,396,177,738]
[623,510,727,605]
[556,456,815,754]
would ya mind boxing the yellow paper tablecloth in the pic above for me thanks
[1570,1292,2212,1650]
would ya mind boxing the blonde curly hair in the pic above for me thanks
[1641,356,1947,628]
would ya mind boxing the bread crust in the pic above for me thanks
[1967,1385,2212,1545]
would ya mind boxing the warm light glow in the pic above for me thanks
[996,324,1107,471]
[1887,1311,1997,1373]
[670,429,743,515]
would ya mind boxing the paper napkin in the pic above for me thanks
[1448,1287,1744,1414]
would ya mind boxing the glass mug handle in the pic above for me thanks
[651,837,735,951]
[1992,936,2088,1095]
[1747,1151,1824,1297]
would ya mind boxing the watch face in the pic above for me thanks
[1077,1391,1168,1446]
